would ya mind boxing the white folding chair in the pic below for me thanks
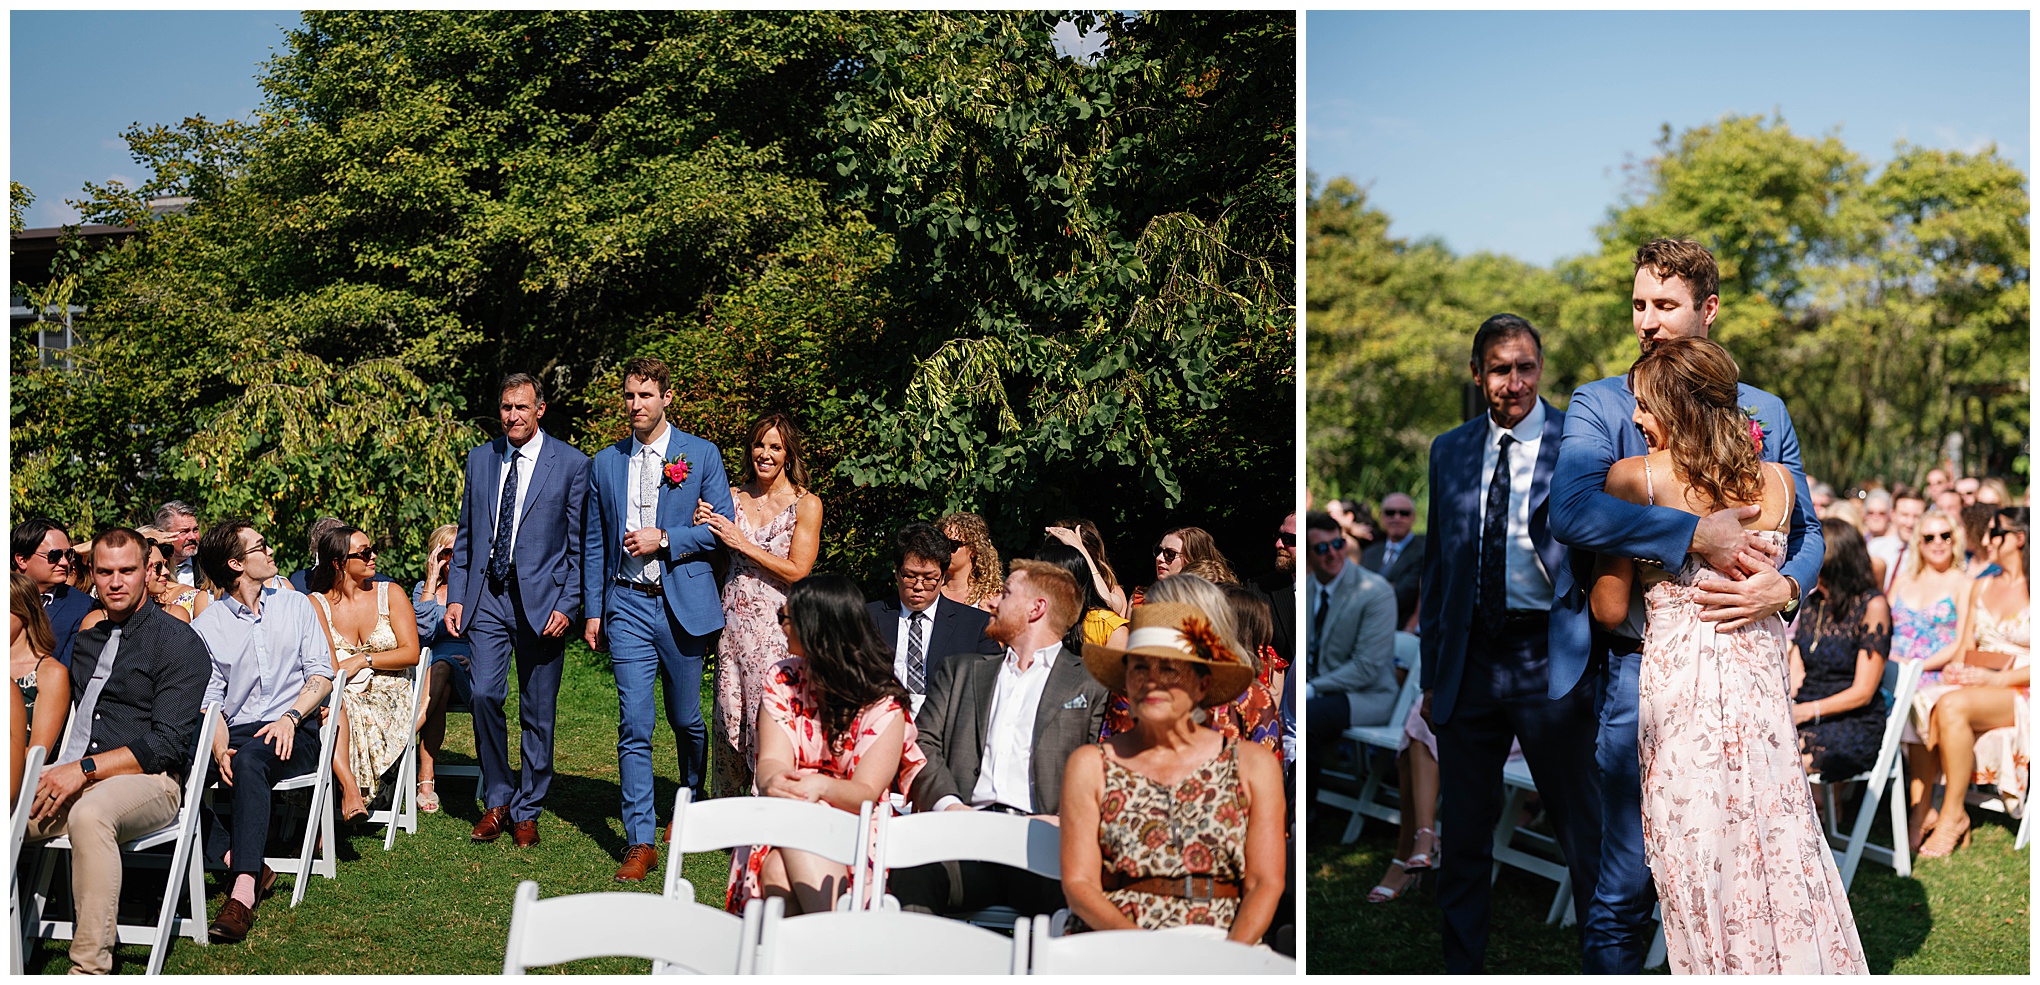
[10,745,48,976]
[1316,633,1424,842]
[502,879,760,974]
[661,789,873,906]
[22,706,218,975]
[1967,785,2030,851]
[1809,655,1925,887]
[253,683,343,905]
[1490,755,1574,925]
[753,895,1023,974]
[868,802,1070,932]
[367,652,430,850]
[1025,914,1295,974]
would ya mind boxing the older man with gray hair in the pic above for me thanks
[153,501,201,586]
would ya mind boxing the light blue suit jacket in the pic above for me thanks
[582,425,738,638]
[448,430,592,632]
[1418,398,1567,724]
[1545,375,1822,700]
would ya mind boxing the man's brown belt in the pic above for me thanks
[1100,872,1243,899]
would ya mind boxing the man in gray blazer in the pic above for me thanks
[1303,510,1398,813]
[901,558,1109,914]
[1361,491,1425,629]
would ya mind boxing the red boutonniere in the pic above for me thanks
[662,453,692,489]
[1741,406,1770,455]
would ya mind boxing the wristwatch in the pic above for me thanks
[284,709,303,725]
[659,531,670,553]
[79,756,97,780]
[1781,576,1802,616]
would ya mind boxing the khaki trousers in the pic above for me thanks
[24,772,182,975]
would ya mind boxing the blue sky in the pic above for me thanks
[12,10,302,227]
[1308,11,2030,267]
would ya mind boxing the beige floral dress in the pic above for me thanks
[1085,737,1249,933]
[314,582,413,803]
[713,494,802,800]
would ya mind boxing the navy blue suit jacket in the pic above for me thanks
[1545,375,1822,700]
[1418,398,1567,724]
[582,426,737,638]
[867,595,1001,675]
[448,430,592,632]
[44,583,93,668]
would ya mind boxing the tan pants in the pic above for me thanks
[24,772,182,975]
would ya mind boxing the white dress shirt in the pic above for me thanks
[1380,535,1410,571]
[494,429,546,556]
[936,641,1061,813]
[1477,400,1554,610]
[174,557,197,587]
[625,424,672,585]
[892,593,945,690]
[195,586,335,727]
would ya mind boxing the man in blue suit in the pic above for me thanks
[13,518,91,667]
[1419,315,1601,971]
[1548,239,1823,974]
[447,372,591,850]
[583,356,738,883]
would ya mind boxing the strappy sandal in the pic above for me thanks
[1405,827,1440,870]
[417,780,441,814]
[1918,814,1972,858]
[1367,860,1422,903]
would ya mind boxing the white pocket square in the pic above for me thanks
[1063,694,1089,709]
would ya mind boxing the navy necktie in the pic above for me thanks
[1479,433,1516,634]
[489,452,520,582]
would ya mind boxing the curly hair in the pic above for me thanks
[785,574,910,750]
[938,511,1003,604]
[1161,526,1236,585]
[1627,336,1764,513]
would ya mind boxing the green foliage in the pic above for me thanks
[1309,114,2029,507]
[10,181,30,233]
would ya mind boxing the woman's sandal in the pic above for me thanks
[417,780,441,814]
[1917,815,1972,858]
[1405,827,1440,870]
[1367,860,1422,903]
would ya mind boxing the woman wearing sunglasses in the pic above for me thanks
[1909,507,2029,857]
[1140,526,1235,607]
[138,526,208,622]
[309,525,423,826]
[1889,507,1974,849]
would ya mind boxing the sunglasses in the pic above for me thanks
[149,541,175,559]
[1154,547,1183,563]
[1381,508,1412,518]
[33,548,77,567]
[345,546,378,561]
[1310,538,1347,556]
[1920,531,1953,543]
[1275,532,1296,547]
[238,539,273,559]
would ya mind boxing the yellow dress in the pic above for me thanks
[1082,607,1128,646]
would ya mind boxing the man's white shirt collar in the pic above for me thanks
[508,427,546,463]
[1485,398,1545,448]
[1004,640,1062,673]
[633,422,672,460]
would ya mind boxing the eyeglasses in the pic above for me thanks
[1310,538,1347,556]
[33,548,77,567]
[1920,531,1953,543]
[345,546,378,561]
[1985,527,2009,542]
[897,569,942,588]
[1154,547,1182,563]
[1381,508,1412,518]
[237,539,272,559]
[1275,532,1296,547]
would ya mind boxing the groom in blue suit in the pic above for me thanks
[1548,239,1823,973]
[447,373,591,848]
[1419,315,1601,972]
[583,356,738,883]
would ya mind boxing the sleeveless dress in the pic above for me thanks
[713,494,802,800]
[1636,461,1867,974]
[1793,593,1892,780]
[1082,737,1249,933]
[161,586,203,619]
[314,582,413,803]
[14,654,47,736]
[725,657,925,911]
[1910,595,2029,817]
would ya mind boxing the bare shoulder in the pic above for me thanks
[795,491,824,522]
[1604,455,1648,503]
[1758,461,1796,528]
[1234,738,1280,776]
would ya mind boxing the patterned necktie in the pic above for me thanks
[635,447,660,580]
[1313,585,1330,649]
[905,610,928,695]
[60,626,119,764]
[1479,433,1516,634]
[489,451,520,582]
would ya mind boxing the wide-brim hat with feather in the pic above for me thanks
[1082,601,1256,707]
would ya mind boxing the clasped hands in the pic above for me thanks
[761,767,833,802]
[1687,505,1795,632]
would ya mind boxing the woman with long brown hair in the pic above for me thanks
[694,411,822,798]
[309,525,423,824]
[938,512,1003,610]
[11,572,70,798]
[1590,336,1864,973]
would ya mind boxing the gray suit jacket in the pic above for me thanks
[1361,534,1424,628]
[1307,564,1399,727]
[909,644,1109,816]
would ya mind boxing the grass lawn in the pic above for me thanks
[22,642,734,975]
[1306,801,2029,974]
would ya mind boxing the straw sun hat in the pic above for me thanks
[1081,601,1255,707]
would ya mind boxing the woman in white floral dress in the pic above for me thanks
[310,526,422,823]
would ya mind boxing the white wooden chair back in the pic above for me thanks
[11,744,47,877]
[753,895,1023,974]
[1025,915,1295,974]
[662,789,872,906]
[369,648,430,850]
[502,879,759,975]
[263,682,344,905]
[868,805,1064,924]
[1811,655,1925,887]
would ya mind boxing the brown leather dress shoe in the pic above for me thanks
[208,898,256,943]
[614,843,660,882]
[512,819,540,847]
[472,805,512,842]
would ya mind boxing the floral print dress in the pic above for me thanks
[725,657,926,911]
[313,582,412,803]
[1911,598,2029,817]
[1082,737,1249,932]
[713,495,801,800]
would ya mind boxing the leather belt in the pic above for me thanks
[613,578,662,596]
[1100,872,1242,900]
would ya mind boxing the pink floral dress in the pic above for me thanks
[1638,527,1868,974]
[713,495,802,800]
[724,658,926,911]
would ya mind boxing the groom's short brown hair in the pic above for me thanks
[1633,238,1719,309]
[621,356,671,394]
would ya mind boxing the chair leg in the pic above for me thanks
[1840,777,1885,891]
[1886,771,1912,878]
[147,829,199,974]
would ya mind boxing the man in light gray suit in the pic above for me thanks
[900,558,1109,915]
[1303,510,1398,814]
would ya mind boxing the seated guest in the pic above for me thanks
[308,525,422,825]
[411,523,473,814]
[138,527,208,622]
[1960,502,1999,577]
[13,517,90,667]
[190,519,336,942]
[1062,601,1286,939]
[12,572,71,798]
[1034,542,1128,650]
[1101,575,1282,753]
[728,574,925,914]
[1361,491,1425,630]
[289,516,397,593]
[1046,518,1129,616]
[898,559,1109,917]
[1912,508,2030,857]
[1223,582,1290,738]
[1143,526,1235,605]
[153,501,203,587]
[866,522,999,714]
[22,529,208,974]
[1789,519,1891,781]
[1302,512,1398,812]
[939,512,1004,611]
